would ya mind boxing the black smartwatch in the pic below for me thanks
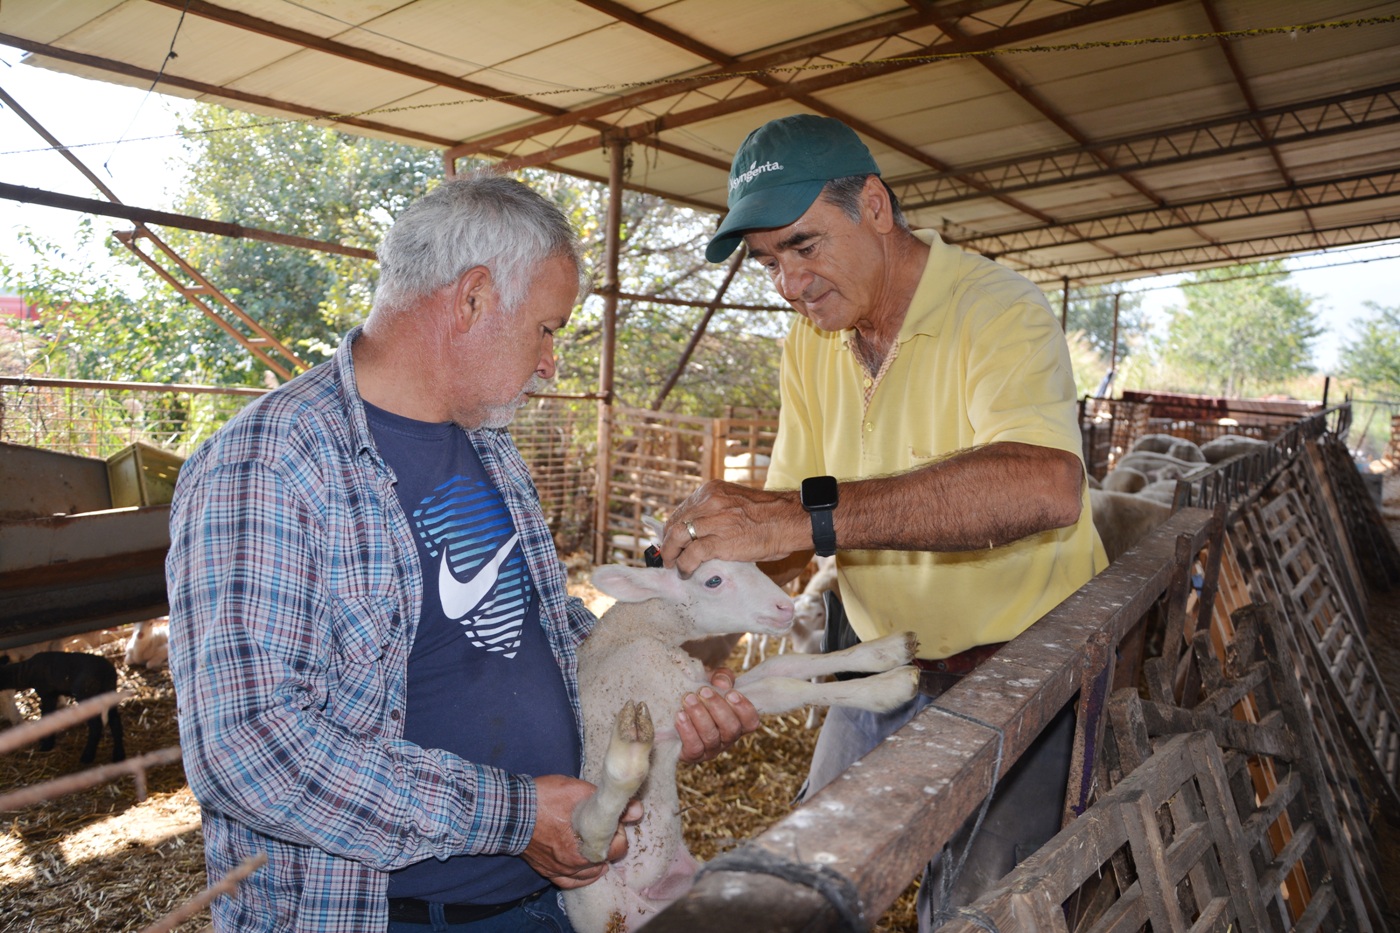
[800,475,840,557]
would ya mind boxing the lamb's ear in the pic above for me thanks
[590,564,680,603]
[641,515,665,548]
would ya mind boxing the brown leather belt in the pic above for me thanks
[913,641,1007,676]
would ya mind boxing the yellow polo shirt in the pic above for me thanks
[766,230,1107,659]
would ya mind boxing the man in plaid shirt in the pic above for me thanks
[167,174,756,932]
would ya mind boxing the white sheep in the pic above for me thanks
[563,557,919,933]
[1114,450,1206,484]
[721,451,770,486]
[1089,489,1173,563]
[1200,433,1270,464]
[1101,465,1148,494]
[124,619,170,669]
[1130,433,1205,462]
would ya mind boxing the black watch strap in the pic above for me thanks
[800,476,839,557]
[809,506,836,557]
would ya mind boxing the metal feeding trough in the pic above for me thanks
[0,442,176,650]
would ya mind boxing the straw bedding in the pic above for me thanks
[0,617,919,932]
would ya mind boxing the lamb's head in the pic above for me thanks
[591,560,795,639]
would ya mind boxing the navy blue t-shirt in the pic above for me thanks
[366,403,580,905]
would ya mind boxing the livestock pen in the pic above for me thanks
[3,378,1399,930]
[649,406,1400,932]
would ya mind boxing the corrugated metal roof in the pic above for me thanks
[3,0,1398,286]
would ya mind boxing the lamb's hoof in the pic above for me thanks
[850,631,919,671]
[863,665,921,712]
[617,700,654,745]
[901,631,920,660]
[604,700,654,788]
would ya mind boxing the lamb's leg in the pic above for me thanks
[107,707,125,763]
[573,701,654,862]
[80,713,102,764]
[739,665,920,716]
[36,691,59,752]
[736,631,919,685]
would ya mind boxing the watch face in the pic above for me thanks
[801,475,839,510]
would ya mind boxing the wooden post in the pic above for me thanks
[593,139,627,564]
[1060,276,1070,331]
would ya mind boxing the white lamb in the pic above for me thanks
[563,557,919,933]
[124,619,170,669]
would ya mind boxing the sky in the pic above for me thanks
[3,44,1398,373]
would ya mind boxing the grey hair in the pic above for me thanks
[372,172,582,314]
[820,174,908,230]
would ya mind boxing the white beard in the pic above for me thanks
[478,374,549,429]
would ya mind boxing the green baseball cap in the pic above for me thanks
[705,114,880,263]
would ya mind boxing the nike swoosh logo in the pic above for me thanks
[438,533,520,621]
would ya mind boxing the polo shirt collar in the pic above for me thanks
[897,229,958,342]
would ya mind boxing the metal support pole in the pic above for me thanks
[1060,275,1071,331]
[1109,290,1122,375]
[593,139,627,564]
[651,250,746,410]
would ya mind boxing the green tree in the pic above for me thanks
[159,105,444,383]
[7,114,788,412]
[1338,301,1400,396]
[1158,261,1320,396]
[530,172,785,413]
[1062,284,1150,398]
[1,221,200,382]
[1064,284,1149,367]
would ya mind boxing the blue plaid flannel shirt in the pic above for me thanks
[166,327,593,932]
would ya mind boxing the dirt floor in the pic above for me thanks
[0,617,919,933]
[3,474,1398,933]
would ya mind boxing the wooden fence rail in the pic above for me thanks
[651,417,1399,930]
[650,508,1216,931]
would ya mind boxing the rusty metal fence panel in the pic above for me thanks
[1079,395,1319,481]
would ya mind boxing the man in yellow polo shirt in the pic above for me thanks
[660,114,1106,927]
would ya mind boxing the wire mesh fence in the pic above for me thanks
[0,377,265,460]
[0,377,604,553]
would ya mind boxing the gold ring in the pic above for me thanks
[685,520,698,541]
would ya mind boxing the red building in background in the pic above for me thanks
[0,294,40,321]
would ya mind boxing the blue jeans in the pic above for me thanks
[386,890,574,933]
[802,692,1075,932]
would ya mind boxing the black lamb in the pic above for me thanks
[0,652,125,763]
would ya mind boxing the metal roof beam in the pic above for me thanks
[451,4,943,160]
[920,3,1188,285]
[452,0,1162,166]
[897,82,1400,209]
[147,0,733,178]
[146,0,569,119]
[486,0,1161,206]
[572,0,942,180]
[952,169,1400,257]
[0,31,457,148]
[0,33,723,209]
[1016,219,1400,286]
[1201,0,1302,195]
